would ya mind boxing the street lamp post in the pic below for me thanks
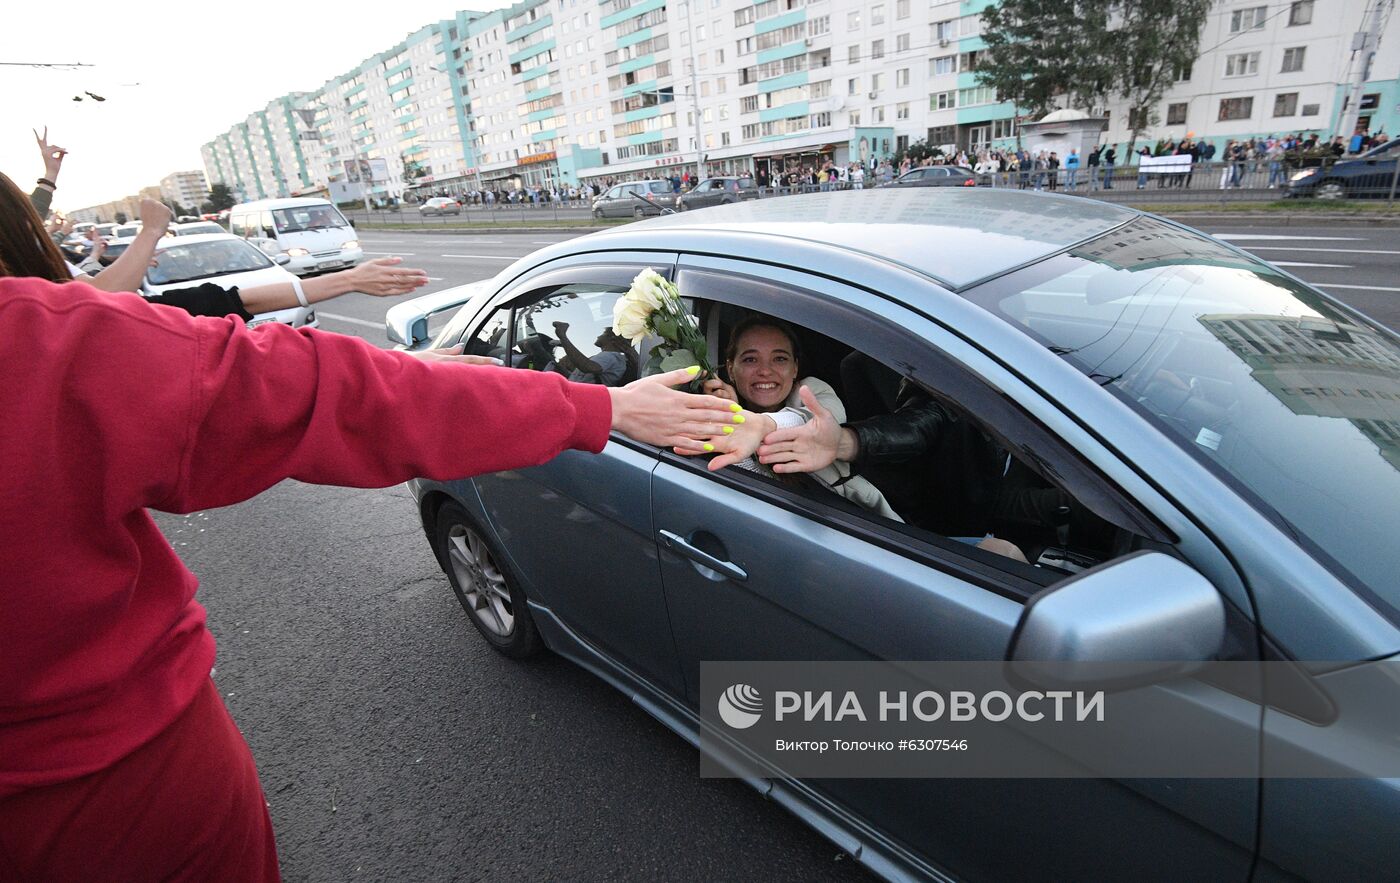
[681,0,705,185]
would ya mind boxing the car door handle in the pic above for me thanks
[657,530,748,582]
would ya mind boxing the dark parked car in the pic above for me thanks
[675,176,759,211]
[591,179,673,219]
[390,188,1400,883]
[1287,139,1400,199]
[885,166,977,187]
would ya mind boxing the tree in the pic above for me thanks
[1114,0,1213,157]
[976,0,1113,118]
[400,152,428,186]
[114,212,128,224]
[206,183,236,212]
[892,138,941,168]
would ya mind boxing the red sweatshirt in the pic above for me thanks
[0,278,611,797]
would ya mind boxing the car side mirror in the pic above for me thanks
[348,218,356,228]
[273,254,292,266]
[1006,551,1225,692]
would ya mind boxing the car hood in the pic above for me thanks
[142,264,305,322]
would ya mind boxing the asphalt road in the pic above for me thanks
[156,220,1399,882]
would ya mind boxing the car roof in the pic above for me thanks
[153,232,246,249]
[232,198,335,209]
[590,188,1138,290]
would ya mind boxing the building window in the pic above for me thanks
[1301,102,1320,116]
[930,55,957,76]
[896,0,909,19]
[871,39,885,60]
[1166,102,1188,125]
[1225,52,1260,77]
[1230,6,1268,32]
[871,4,884,25]
[874,106,885,123]
[848,77,860,95]
[871,72,882,91]
[896,101,909,120]
[847,10,861,29]
[957,84,996,106]
[1280,46,1306,72]
[1174,61,1192,82]
[928,124,955,144]
[848,45,860,64]
[850,110,860,125]
[1289,0,1313,25]
[931,90,956,110]
[933,20,953,42]
[896,67,909,87]
[1273,92,1298,116]
[991,117,1017,139]
[896,32,910,52]
[1218,96,1255,121]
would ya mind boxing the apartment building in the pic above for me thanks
[159,170,209,212]
[200,0,1399,198]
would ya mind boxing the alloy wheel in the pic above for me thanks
[445,524,515,637]
[1316,181,1347,200]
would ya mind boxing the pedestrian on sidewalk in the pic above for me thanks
[1064,149,1080,190]
[1102,146,1116,189]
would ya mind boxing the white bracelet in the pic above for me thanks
[290,277,310,309]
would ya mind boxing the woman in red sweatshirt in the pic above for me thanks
[0,273,739,876]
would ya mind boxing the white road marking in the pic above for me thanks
[440,253,519,259]
[361,251,416,255]
[1316,283,1400,292]
[316,312,383,329]
[1271,261,1352,268]
[425,277,444,281]
[532,239,562,244]
[1213,234,1365,241]
[1240,246,1400,255]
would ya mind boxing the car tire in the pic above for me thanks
[633,207,645,219]
[593,208,603,220]
[1315,180,1347,200]
[677,201,688,211]
[434,502,542,658]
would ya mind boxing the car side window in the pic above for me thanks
[229,214,248,238]
[675,267,1156,585]
[463,306,511,361]
[508,284,641,387]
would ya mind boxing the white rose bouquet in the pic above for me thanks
[613,268,712,388]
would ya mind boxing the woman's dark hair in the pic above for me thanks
[723,314,803,372]
[0,172,71,282]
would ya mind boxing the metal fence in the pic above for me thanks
[339,156,1400,228]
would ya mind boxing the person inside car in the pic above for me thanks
[695,314,901,521]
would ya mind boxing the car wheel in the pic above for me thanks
[435,502,541,658]
[677,200,689,211]
[1315,180,1347,200]
[593,208,603,220]
[633,207,645,219]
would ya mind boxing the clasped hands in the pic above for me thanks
[674,379,850,473]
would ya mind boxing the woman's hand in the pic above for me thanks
[607,367,746,450]
[756,384,848,473]
[408,344,502,365]
[679,408,776,471]
[34,127,66,182]
[701,376,738,403]
[343,257,430,297]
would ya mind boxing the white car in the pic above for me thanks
[111,224,142,240]
[142,233,317,329]
[227,198,362,277]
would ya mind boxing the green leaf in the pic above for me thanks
[659,349,700,372]
[652,314,679,341]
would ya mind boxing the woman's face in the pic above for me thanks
[729,325,798,412]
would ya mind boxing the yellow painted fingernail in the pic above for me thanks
[703,443,715,452]
[686,365,701,375]
[723,426,734,435]
[729,403,742,412]
[732,414,745,424]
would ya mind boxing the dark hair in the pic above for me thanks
[723,314,803,371]
[0,172,72,283]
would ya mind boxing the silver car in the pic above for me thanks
[591,179,674,219]
[391,189,1400,882]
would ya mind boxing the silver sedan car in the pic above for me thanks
[389,189,1400,882]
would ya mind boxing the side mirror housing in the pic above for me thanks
[1006,551,1225,692]
[385,281,494,348]
[273,254,292,266]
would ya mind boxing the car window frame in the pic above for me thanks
[663,260,1174,599]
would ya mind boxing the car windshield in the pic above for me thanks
[964,216,1400,618]
[148,239,272,285]
[176,224,223,236]
[273,205,349,232]
[646,182,672,193]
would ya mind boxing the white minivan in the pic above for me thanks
[227,198,363,277]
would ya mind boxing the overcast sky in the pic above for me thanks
[1,1,485,209]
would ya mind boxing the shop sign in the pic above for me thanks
[521,152,557,165]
